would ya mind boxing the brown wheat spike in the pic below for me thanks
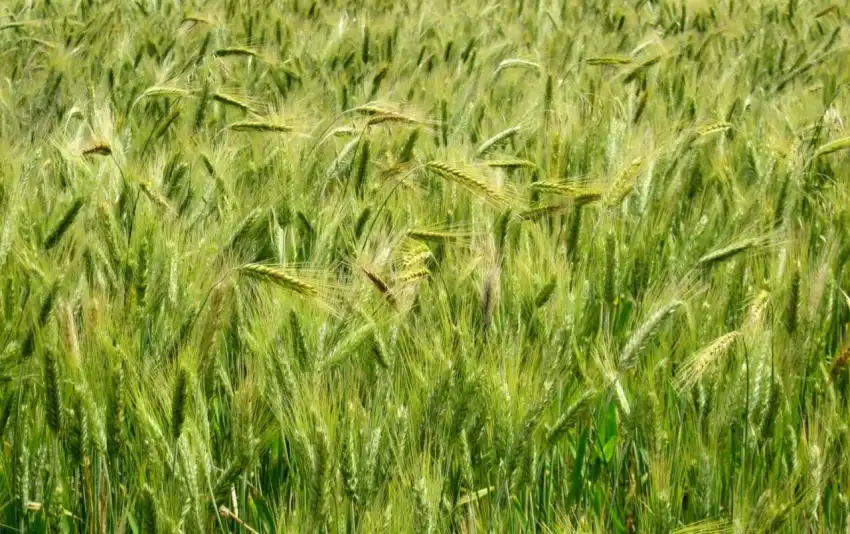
[830,342,850,382]
[227,121,294,133]
[425,161,507,205]
[238,264,319,298]
[674,332,740,394]
[586,55,634,66]
[82,142,112,157]
[359,265,396,306]
[603,158,643,208]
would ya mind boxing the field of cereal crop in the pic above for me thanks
[2,1,850,532]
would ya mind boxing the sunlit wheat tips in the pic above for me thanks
[3,1,850,531]
[425,161,509,206]
[237,263,320,299]
[531,181,604,204]
[603,158,643,208]
[619,300,682,371]
[697,237,765,269]
[674,332,741,394]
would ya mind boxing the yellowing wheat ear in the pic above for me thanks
[238,264,319,298]
[603,158,644,208]
[531,181,604,203]
[697,121,733,137]
[675,332,740,394]
[586,55,633,66]
[425,161,509,206]
[227,120,294,133]
[396,268,430,284]
[483,157,536,169]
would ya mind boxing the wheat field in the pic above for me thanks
[1,0,850,532]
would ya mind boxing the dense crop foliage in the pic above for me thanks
[2,0,850,532]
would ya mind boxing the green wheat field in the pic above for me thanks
[2,0,850,532]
